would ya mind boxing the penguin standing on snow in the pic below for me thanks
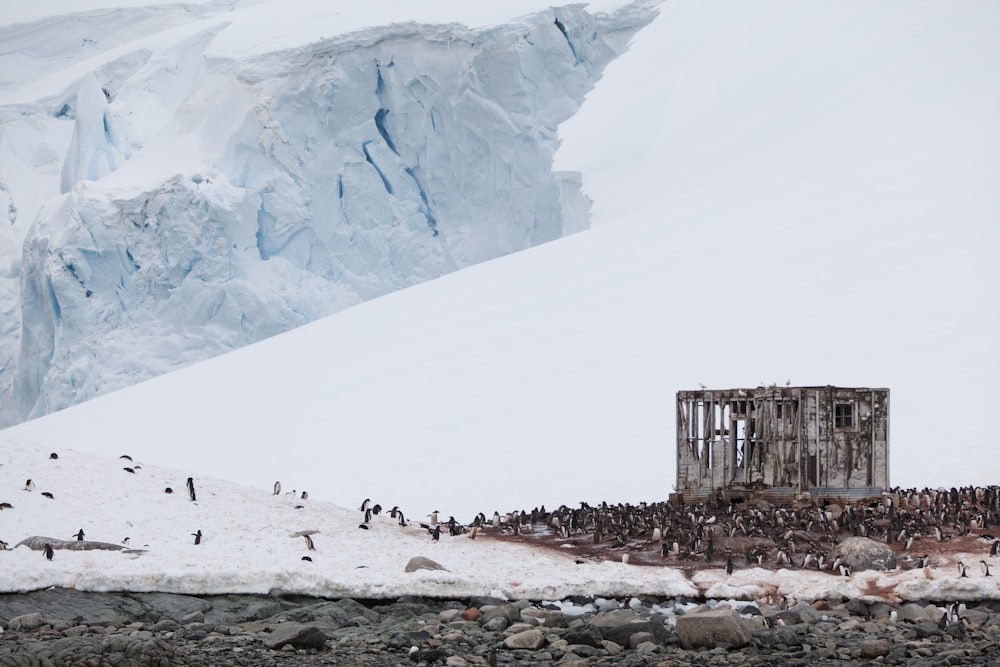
[918,554,930,568]
[43,543,54,560]
[982,561,993,577]
[73,529,85,541]
[958,561,968,578]
[186,478,197,502]
[726,556,735,575]
[24,479,34,492]
[192,530,202,545]
[273,481,281,495]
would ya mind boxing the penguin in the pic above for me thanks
[120,455,133,461]
[364,508,372,523]
[186,477,197,502]
[43,543,54,560]
[937,612,948,629]
[73,529,85,541]
[273,481,281,495]
[431,525,441,542]
[122,537,130,546]
[372,504,382,515]
[660,542,670,558]
[621,553,630,565]
[24,479,34,492]
[991,540,999,557]
[958,561,968,578]
[397,510,407,527]
[918,554,930,569]
[302,556,313,562]
[469,526,479,540]
[429,510,439,526]
[49,452,59,459]
[303,534,315,551]
[0,540,7,550]
[192,530,202,545]
[982,561,992,577]
[359,498,370,512]
[300,491,308,500]
[0,503,12,510]
[492,511,501,528]
[358,523,369,530]
[726,557,735,575]
[488,647,497,667]
[123,467,135,474]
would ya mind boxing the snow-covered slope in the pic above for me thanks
[2,1,998,522]
[0,0,657,426]
[3,440,996,602]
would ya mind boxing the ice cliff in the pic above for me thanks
[0,1,658,426]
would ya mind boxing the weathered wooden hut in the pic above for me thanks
[674,386,889,504]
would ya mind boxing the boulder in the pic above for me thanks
[674,608,752,650]
[502,628,545,650]
[7,613,45,631]
[832,537,896,572]
[520,606,567,627]
[562,625,604,648]
[479,604,521,626]
[860,638,891,658]
[262,623,329,650]
[896,603,930,624]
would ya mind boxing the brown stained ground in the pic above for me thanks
[477,525,997,579]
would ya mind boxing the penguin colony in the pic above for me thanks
[463,485,1000,574]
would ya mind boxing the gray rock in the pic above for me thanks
[832,536,897,572]
[8,613,46,631]
[589,609,668,647]
[860,638,891,658]
[404,556,447,572]
[502,627,545,650]
[897,603,931,624]
[520,606,567,627]
[262,622,329,650]
[563,625,604,648]
[181,610,205,624]
[868,601,891,618]
[480,603,521,626]
[482,616,508,632]
[675,608,752,650]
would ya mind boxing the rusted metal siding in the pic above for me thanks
[675,386,889,499]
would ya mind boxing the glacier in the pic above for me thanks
[0,1,659,426]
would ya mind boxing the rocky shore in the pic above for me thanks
[2,589,999,667]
